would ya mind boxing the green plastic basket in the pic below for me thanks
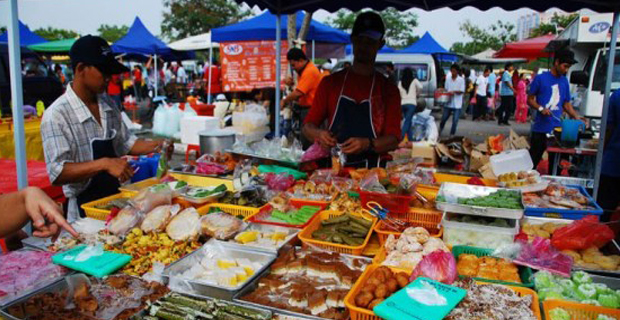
[452,245,534,288]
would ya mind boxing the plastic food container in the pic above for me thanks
[543,299,620,320]
[359,190,413,214]
[436,183,524,219]
[442,212,520,249]
[524,185,603,220]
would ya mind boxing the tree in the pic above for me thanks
[450,20,517,55]
[0,26,6,34]
[326,9,419,49]
[529,13,578,38]
[33,27,79,41]
[98,24,129,43]
[162,0,250,41]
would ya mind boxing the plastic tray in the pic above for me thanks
[452,245,534,287]
[80,193,129,221]
[543,299,620,320]
[197,203,266,220]
[524,184,604,220]
[442,212,520,250]
[164,239,277,300]
[436,182,524,219]
[344,264,411,320]
[226,223,300,254]
[246,204,323,229]
[359,190,413,214]
[373,209,443,245]
[298,211,377,255]
[170,172,235,191]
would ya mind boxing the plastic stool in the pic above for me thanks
[186,144,201,164]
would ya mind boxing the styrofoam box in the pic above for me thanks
[180,116,220,146]
[490,149,534,176]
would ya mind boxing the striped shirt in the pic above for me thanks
[41,83,137,199]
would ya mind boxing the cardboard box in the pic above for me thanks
[470,150,489,172]
[479,162,497,179]
[411,142,437,166]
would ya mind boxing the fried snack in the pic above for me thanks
[354,267,410,311]
[354,292,373,308]
[456,255,521,283]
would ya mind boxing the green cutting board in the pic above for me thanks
[373,277,466,320]
[52,245,131,278]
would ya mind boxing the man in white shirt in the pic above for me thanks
[473,67,491,121]
[439,63,465,136]
[176,61,187,84]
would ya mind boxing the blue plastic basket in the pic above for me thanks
[524,184,603,220]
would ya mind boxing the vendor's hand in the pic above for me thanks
[316,130,337,149]
[280,99,286,110]
[155,140,174,159]
[104,158,134,182]
[22,187,78,239]
[541,109,552,116]
[341,137,371,155]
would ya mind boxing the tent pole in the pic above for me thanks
[208,40,213,104]
[8,0,27,190]
[154,54,158,97]
[593,11,619,200]
[312,40,315,63]
[275,13,282,137]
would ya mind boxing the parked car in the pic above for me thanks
[0,44,63,116]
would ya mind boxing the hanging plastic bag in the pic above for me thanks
[152,105,168,136]
[409,251,457,284]
[551,216,615,251]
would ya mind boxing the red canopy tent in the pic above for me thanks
[494,34,556,61]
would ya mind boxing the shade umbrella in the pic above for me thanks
[494,34,556,61]
[28,38,76,53]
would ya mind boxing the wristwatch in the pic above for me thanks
[538,106,544,112]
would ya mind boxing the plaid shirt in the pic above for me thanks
[41,84,137,199]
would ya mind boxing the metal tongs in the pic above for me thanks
[362,201,407,232]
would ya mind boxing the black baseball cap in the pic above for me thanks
[555,49,578,65]
[351,11,385,41]
[69,35,129,75]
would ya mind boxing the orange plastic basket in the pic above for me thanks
[373,209,443,245]
[118,177,160,197]
[543,299,620,320]
[80,193,130,220]
[344,264,411,320]
[197,203,266,220]
[421,173,497,191]
[298,211,377,255]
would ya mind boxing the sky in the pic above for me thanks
[0,0,549,49]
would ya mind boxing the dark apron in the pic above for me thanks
[75,131,121,218]
[329,71,379,168]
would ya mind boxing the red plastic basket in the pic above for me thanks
[359,190,413,214]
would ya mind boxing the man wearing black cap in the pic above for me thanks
[41,35,167,221]
[527,49,584,168]
[302,11,401,167]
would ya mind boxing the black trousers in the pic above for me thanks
[529,131,547,170]
[473,95,487,120]
[498,95,514,124]
[598,174,620,216]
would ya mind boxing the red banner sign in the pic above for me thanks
[220,40,289,92]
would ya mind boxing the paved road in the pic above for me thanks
[433,114,532,144]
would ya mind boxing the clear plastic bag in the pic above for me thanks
[360,172,387,193]
[331,146,346,175]
[397,173,421,195]
[140,204,181,233]
[264,173,296,191]
[513,237,573,277]
[130,187,173,213]
[165,207,201,241]
[200,212,246,240]
[108,206,144,236]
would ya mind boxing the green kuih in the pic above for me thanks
[571,271,592,285]
[598,294,620,308]
[548,308,570,320]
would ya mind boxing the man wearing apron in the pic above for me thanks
[41,36,168,222]
[302,12,401,168]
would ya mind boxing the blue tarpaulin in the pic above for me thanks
[0,21,46,46]
[212,11,350,43]
[111,17,193,60]
[345,44,395,55]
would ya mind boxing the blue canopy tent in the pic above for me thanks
[399,32,447,54]
[345,44,395,55]
[212,11,350,43]
[0,20,46,46]
[112,17,193,96]
[212,11,350,120]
